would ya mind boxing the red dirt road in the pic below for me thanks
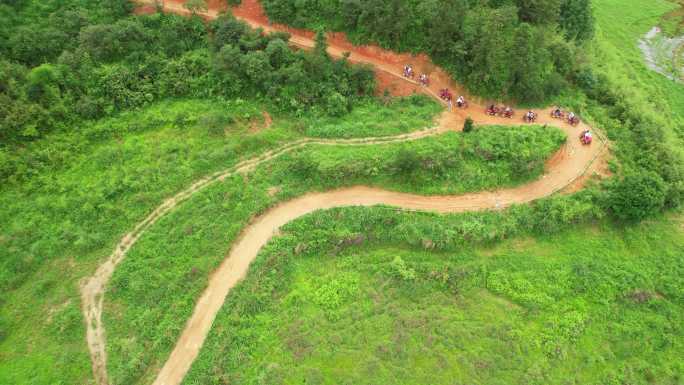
[79,2,609,385]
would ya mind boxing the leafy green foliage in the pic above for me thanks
[0,9,375,146]
[389,256,416,281]
[261,0,592,102]
[607,173,667,221]
[2,1,684,384]
[559,0,595,41]
[166,204,683,385]
[102,123,565,385]
[0,95,442,384]
[463,117,474,132]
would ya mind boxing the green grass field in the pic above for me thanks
[591,0,684,120]
[0,95,442,384]
[183,208,684,385]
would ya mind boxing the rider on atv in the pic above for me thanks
[403,64,414,78]
[456,95,466,108]
[439,89,452,101]
[552,107,562,118]
[419,73,429,86]
[580,129,592,145]
[487,104,497,116]
[525,110,536,122]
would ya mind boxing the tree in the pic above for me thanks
[265,38,293,68]
[157,13,207,57]
[78,20,151,63]
[463,117,474,132]
[421,0,466,61]
[183,0,208,15]
[25,63,60,104]
[559,0,594,42]
[9,26,67,66]
[462,6,517,98]
[314,29,329,58]
[214,44,243,74]
[608,172,667,221]
[210,15,249,51]
[511,23,554,102]
[240,50,273,86]
[514,0,561,24]
[324,91,348,116]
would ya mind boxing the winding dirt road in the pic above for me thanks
[81,1,608,385]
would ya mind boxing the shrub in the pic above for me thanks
[390,256,416,281]
[200,111,234,136]
[183,0,208,15]
[607,172,667,221]
[324,91,348,117]
[393,148,420,175]
[290,151,318,178]
[463,117,474,133]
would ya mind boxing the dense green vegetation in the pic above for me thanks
[272,125,566,195]
[259,0,684,221]
[0,95,441,384]
[0,3,375,145]
[572,0,684,221]
[104,123,565,385]
[1,0,683,384]
[261,0,595,102]
[297,95,441,138]
[183,208,684,385]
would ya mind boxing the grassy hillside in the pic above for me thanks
[184,208,684,385]
[0,96,441,385]
[0,0,682,384]
[591,0,684,121]
[103,122,565,385]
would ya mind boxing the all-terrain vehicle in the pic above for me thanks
[523,111,537,123]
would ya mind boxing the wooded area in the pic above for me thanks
[261,0,594,102]
[0,1,374,147]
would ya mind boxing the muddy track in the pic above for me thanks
[82,2,608,385]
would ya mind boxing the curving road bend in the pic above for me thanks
[81,1,609,385]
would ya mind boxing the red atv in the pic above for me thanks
[568,115,580,126]
[500,107,514,118]
[551,108,564,119]
[439,88,453,101]
[580,130,593,145]
[486,105,499,116]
